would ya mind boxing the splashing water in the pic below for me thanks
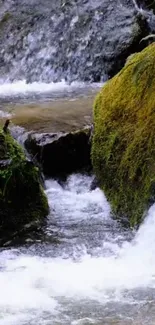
[0,174,155,325]
[0,80,101,99]
[132,0,140,11]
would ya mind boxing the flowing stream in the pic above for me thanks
[0,0,155,323]
[0,171,155,325]
[0,74,155,325]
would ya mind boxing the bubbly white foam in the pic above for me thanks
[0,80,101,97]
[45,174,111,222]
[0,110,11,118]
[0,254,58,325]
[0,175,155,323]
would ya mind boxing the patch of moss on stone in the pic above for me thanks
[0,12,12,28]
[91,43,155,226]
[0,128,49,232]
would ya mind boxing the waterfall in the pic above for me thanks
[0,0,152,84]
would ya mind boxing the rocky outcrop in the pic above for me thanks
[0,0,151,83]
[0,126,49,242]
[25,127,92,177]
[91,43,155,226]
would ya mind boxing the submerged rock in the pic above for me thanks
[0,127,49,241]
[91,43,155,226]
[25,127,92,177]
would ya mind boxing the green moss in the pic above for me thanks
[0,128,49,231]
[0,12,12,28]
[91,43,155,226]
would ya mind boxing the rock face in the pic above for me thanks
[91,43,155,226]
[0,0,151,83]
[0,127,49,237]
[25,127,92,177]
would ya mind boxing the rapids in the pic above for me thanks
[0,0,155,324]
[0,174,155,325]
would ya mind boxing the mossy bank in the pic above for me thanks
[92,43,155,226]
[0,127,49,236]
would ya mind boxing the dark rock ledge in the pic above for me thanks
[25,126,92,179]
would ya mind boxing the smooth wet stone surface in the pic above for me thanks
[25,126,92,177]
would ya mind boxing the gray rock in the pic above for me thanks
[0,0,152,83]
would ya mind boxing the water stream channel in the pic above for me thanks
[0,0,155,323]
[0,83,155,325]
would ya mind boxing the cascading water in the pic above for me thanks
[0,0,155,324]
[0,0,154,84]
[0,174,155,325]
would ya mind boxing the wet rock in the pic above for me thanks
[90,176,99,191]
[25,126,92,177]
[0,0,152,82]
[92,43,155,227]
[0,126,49,245]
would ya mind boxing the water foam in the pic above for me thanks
[0,174,155,323]
[0,110,11,118]
[0,255,58,324]
[3,202,154,305]
[45,174,111,223]
[0,80,101,98]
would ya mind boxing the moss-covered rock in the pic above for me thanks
[92,43,155,226]
[0,127,49,235]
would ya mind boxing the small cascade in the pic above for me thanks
[0,175,155,324]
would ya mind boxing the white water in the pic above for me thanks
[0,80,101,99]
[0,174,155,325]
[0,1,154,323]
[0,110,11,118]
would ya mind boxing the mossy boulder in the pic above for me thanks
[92,43,155,226]
[0,128,49,236]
